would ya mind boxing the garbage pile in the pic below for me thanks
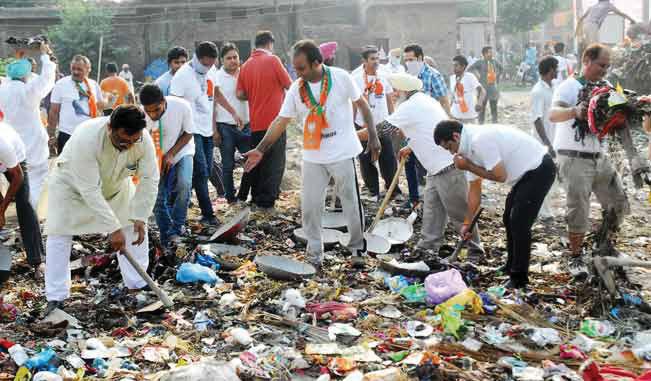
[610,43,651,95]
[0,130,650,381]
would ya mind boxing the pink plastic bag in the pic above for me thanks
[424,269,467,305]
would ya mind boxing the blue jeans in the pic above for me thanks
[192,134,215,219]
[154,155,193,245]
[218,123,251,202]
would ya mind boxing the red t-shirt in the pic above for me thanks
[237,49,292,132]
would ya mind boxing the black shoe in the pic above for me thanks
[503,276,528,290]
[351,240,368,269]
[199,216,219,226]
[568,256,589,279]
[45,301,64,316]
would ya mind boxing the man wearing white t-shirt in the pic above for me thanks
[244,40,381,269]
[0,43,56,208]
[0,122,44,284]
[450,55,485,123]
[549,44,631,271]
[48,55,104,153]
[352,45,401,199]
[214,43,250,204]
[170,42,219,226]
[140,85,195,248]
[530,56,559,220]
[435,122,555,289]
[552,42,569,88]
[155,46,188,96]
[383,73,482,255]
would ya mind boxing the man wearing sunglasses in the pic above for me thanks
[44,105,159,314]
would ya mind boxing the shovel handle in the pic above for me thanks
[369,155,408,232]
[121,249,173,308]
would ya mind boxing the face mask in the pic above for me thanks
[191,54,211,75]
[405,61,423,76]
[389,56,401,67]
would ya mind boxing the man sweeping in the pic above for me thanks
[44,105,159,313]
[244,40,380,269]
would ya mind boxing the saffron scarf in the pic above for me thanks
[299,66,332,150]
[75,78,98,118]
[455,75,469,113]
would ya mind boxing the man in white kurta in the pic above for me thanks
[44,105,159,309]
[0,45,56,208]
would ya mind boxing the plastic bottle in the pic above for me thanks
[9,344,28,366]
[176,263,221,285]
[24,348,56,371]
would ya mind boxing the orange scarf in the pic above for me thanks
[75,78,98,118]
[299,67,332,150]
[150,120,164,172]
[487,61,496,84]
[363,70,384,99]
[455,77,469,113]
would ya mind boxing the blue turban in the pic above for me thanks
[7,59,32,80]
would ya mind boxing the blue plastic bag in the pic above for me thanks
[176,263,220,285]
[195,253,221,270]
[24,348,56,372]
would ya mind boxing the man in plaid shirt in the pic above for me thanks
[403,44,451,116]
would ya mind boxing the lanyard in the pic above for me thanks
[157,120,164,150]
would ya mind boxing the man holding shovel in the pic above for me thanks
[44,105,159,313]
[244,40,380,269]
[380,73,482,257]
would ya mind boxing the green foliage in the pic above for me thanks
[497,0,559,33]
[0,58,16,77]
[46,0,126,74]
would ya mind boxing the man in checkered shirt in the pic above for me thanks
[403,44,451,116]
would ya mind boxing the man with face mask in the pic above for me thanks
[549,44,634,277]
[0,42,56,209]
[403,44,451,116]
[49,55,104,153]
[119,64,134,93]
[44,105,159,313]
[243,39,381,269]
[383,48,405,75]
[380,73,482,256]
[352,45,401,200]
[140,84,195,248]
[170,41,220,226]
[156,46,188,96]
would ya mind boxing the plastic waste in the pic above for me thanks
[632,330,651,361]
[527,327,562,347]
[9,344,29,366]
[487,286,506,298]
[581,360,651,381]
[25,348,56,372]
[176,263,220,285]
[193,310,213,332]
[363,367,409,381]
[497,356,528,370]
[434,289,484,315]
[229,328,252,346]
[570,333,599,353]
[579,319,616,338]
[14,367,31,381]
[218,292,238,307]
[424,269,467,305]
[158,359,241,381]
[405,321,434,338]
[306,302,358,321]
[281,288,306,319]
[439,305,463,339]
[385,275,410,293]
[32,371,62,381]
[195,253,221,270]
[328,323,362,340]
[0,297,17,322]
[559,344,587,360]
[461,337,483,352]
[400,284,426,303]
[92,358,108,377]
[512,366,544,380]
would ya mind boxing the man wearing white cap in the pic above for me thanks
[382,73,482,255]
[383,48,405,75]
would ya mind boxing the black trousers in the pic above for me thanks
[479,98,499,124]
[504,155,556,285]
[13,163,44,267]
[57,131,72,154]
[245,130,286,208]
[358,133,400,196]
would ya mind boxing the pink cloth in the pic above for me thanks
[319,42,338,60]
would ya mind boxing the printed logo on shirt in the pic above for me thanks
[207,79,214,102]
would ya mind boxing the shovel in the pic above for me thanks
[369,155,408,232]
[121,249,173,308]
[443,207,483,264]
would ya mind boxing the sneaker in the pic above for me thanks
[45,301,64,316]
[568,256,589,279]
[503,278,528,291]
[199,216,219,226]
[351,242,368,269]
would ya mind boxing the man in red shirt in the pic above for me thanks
[237,31,292,212]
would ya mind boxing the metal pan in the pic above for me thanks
[293,228,344,248]
[322,211,347,229]
[371,212,418,246]
[205,207,250,242]
[254,255,316,281]
[339,232,392,255]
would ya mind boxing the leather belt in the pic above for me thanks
[557,149,601,160]
[434,164,456,176]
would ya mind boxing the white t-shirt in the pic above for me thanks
[552,77,604,153]
[352,70,393,127]
[279,66,363,164]
[169,63,218,137]
[450,72,481,119]
[552,55,569,88]
[0,122,26,173]
[460,124,547,185]
[145,96,196,165]
[530,80,556,146]
[50,76,104,135]
[385,92,453,175]
[214,67,249,125]
[155,71,173,96]
[119,70,134,90]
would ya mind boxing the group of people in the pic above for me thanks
[0,24,641,314]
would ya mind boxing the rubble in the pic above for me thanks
[0,98,650,380]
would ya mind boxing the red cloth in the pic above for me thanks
[582,361,651,381]
[236,49,292,132]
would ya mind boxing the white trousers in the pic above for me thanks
[28,161,48,209]
[45,225,149,301]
